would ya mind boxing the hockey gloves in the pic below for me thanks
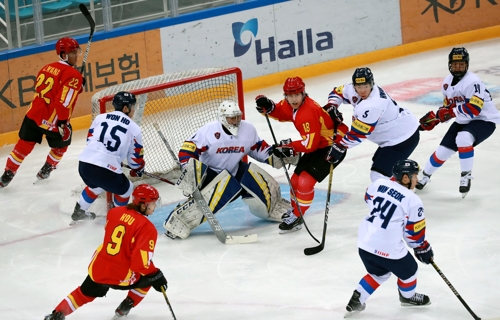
[436,104,456,122]
[146,269,168,292]
[255,95,275,114]
[414,240,434,264]
[130,165,145,178]
[57,121,72,142]
[326,143,347,166]
[272,138,295,158]
[323,103,343,126]
[419,111,440,131]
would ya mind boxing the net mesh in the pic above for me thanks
[90,67,244,184]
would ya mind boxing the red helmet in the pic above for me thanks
[283,77,305,95]
[132,184,160,205]
[55,37,80,56]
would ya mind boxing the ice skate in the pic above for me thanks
[36,162,55,180]
[399,290,431,306]
[44,310,65,320]
[278,210,303,234]
[112,297,134,319]
[459,171,472,198]
[344,290,366,318]
[70,202,96,225]
[416,171,431,190]
[0,170,15,188]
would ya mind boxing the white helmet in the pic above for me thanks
[217,100,242,136]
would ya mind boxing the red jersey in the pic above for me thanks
[88,207,159,287]
[268,96,347,153]
[26,60,83,132]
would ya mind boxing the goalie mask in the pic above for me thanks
[217,100,242,136]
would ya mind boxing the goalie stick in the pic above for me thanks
[122,164,175,186]
[78,4,96,74]
[304,164,333,256]
[431,260,500,320]
[152,123,258,245]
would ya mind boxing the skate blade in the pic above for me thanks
[400,301,431,307]
[279,225,303,234]
[344,310,362,318]
[461,192,468,198]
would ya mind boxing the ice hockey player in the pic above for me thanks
[0,37,84,188]
[417,47,500,198]
[72,91,145,222]
[44,184,166,320]
[255,77,348,233]
[163,100,298,239]
[344,159,433,318]
[325,67,420,182]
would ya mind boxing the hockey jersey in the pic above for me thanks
[88,206,159,286]
[178,120,271,176]
[78,110,144,174]
[442,71,500,124]
[358,179,427,260]
[26,60,83,131]
[328,84,419,148]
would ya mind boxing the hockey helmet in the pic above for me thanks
[352,67,374,87]
[448,47,469,78]
[217,100,242,136]
[132,184,161,206]
[392,159,420,183]
[283,77,305,95]
[112,91,137,113]
[55,37,80,57]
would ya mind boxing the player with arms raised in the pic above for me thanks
[1,37,84,188]
[164,100,296,239]
[44,184,167,320]
[255,77,348,233]
[72,91,145,222]
[417,47,500,197]
[325,68,420,182]
[344,159,434,318]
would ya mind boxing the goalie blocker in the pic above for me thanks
[164,159,291,239]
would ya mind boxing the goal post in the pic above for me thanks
[89,67,245,210]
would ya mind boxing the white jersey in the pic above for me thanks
[442,71,500,124]
[358,179,427,260]
[79,110,144,174]
[328,83,419,148]
[179,120,271,176]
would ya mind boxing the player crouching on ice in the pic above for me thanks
[163,100,298,239]
[44,184,167,320]
[344,159,434,318]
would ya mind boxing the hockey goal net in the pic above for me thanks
[88,67,244,205]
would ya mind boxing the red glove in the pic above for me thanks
[57,121,72,141]
[130,163,145,177]
[436,104,456,122]
[419,111,440,131]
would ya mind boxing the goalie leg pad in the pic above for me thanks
[175,158,208,196]
[164,170,241,239]
[240,162,290,221]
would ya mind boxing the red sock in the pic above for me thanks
[54,286,95,316]
[5,140,36,172]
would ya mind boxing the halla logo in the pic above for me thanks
[232,18,334,65]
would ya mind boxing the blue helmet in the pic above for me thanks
[352,67,374,87]
[112,91,136,112]
[392,159,420,183]
[448,47,469,78]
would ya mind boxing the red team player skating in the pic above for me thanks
[344,159,434,318]
[255,77,348,233]
[0,37,84,188]
[44,184,168,320]
[417,47,500,198]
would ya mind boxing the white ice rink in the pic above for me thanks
[1,39,500,320]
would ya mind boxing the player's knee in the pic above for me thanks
[81,275,109,298]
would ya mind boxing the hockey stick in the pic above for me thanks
[161,287,177,320]
[264,114,319,243]
[78,4,96,73]
[431,260,496,320]
[152,123,258,245]
[304,163,333,255]
[122,164,175,186]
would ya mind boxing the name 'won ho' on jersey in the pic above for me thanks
[79,110,144,174]
[358,179,427,260]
